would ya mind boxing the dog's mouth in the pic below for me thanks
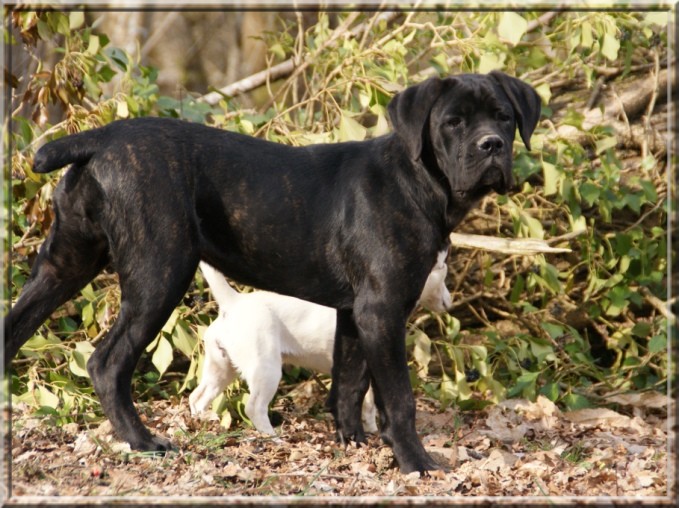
[482,161,515,195]
[454,163,514,200]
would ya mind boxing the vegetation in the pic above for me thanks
[5,9,671,432]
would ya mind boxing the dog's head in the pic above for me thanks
[388,71,541,203]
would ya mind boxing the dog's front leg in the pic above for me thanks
[327,308,370,445]
[352,296,441,474]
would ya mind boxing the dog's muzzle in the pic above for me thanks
[489,165,515,194]
[475,135,515,195]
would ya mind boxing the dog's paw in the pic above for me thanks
[335,427,367,447]
[393,445,442,474]
[132,435,175,453]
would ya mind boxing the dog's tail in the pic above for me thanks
[33,128,106,174]
[199,262,242,310]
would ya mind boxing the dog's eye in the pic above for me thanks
[445,117,462,128]
[497,111,512,122]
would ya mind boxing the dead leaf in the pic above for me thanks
[607,391,669,409]
[563,408,650,435]
[72,432,98,458]
[481,404,531,442]
[478,449,519,472]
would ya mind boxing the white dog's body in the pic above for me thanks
[189,251,451,435]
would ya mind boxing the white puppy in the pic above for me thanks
[189,250,451,435]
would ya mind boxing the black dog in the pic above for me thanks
[5,71,540,473]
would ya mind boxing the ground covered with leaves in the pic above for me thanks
[9,380,671,500]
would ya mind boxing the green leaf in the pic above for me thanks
[54,14,70,36]
[639,180,658,203]
[530,338,556,363]
[509,274,525,303]
[542,160,560,196]
[98,65,116,83]
[541,263,562,294]
[106,47,129,70]
[580,21,594,49]
[478,51,504,73]
[412,331,431,378]
[469,345,488,362]
[38,385,60,410]
[86,34,100,56]
[595,136,617,155]
[507,371,539,398]
[579,181,600,207]
[481,378,506,402]
[82,74,102,100]
[338,112,367,142]
[162,308,180,334]
[172,322,197,359]
[81,284,97,301]
[535,83,552,105]
[539,382,560,401]
[563,393,592,410]
[541,322,565,340]
[81,302,94,327]
[69,344,92,378]
[179,354,200,393]
[624,193,642,214]
[152,336,174,377]
[69,11,85,30]
[498,12,528,46]
[439,372,457,401]
[648,335,666,353]
[601,32,620,62]
[269,43,286,60]
[36,19,51,40]
[445,315,461,340]
[605,285,630,317]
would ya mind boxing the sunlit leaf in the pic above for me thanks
[152,336,174,377]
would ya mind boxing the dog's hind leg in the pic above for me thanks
[242,369,279,435]
[229,314,281,435]
[86,248,199,452]
[5,201,109,367]
[328,309,370,445]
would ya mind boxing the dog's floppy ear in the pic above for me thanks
[388,77,454,161]
[489,71,542,151]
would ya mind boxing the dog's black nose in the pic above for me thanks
[477,135,504,155]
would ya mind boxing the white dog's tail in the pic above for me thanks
[199,261,241,309]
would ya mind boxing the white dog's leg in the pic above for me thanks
[361,386,379,433]
[417,249,452,313]
[189,324,237,414]
[242,369,280,436]
[227,310,282,435]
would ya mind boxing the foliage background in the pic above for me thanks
[3,8,673,435]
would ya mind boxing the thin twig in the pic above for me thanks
[200,11,400,106]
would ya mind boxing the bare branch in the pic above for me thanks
[199,11,401,105]
[449,232,572,255]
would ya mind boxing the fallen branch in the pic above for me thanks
[554,66,675,145]
[449,232,572,255]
